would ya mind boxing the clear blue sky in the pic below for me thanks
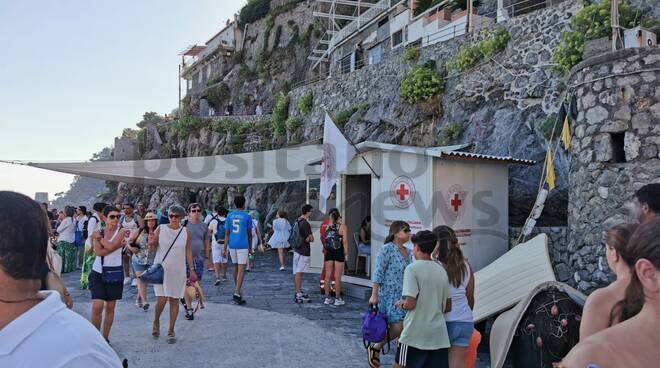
[0,0,245,199]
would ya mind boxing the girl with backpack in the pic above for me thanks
[267,210,291,271]
[433,225,475,368]
[322,210,349,306]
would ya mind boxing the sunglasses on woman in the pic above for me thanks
[107,215,120,220]
[403,228,411,233]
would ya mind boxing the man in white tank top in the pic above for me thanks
[121,203,142,286]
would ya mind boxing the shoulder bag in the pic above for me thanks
[139,226,185,284]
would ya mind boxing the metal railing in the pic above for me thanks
[417,0,571,48]
[330,0,400,49]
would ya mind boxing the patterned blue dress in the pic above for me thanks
[373,242,412,324]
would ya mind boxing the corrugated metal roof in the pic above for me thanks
[440,151,536,165]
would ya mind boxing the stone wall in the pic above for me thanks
[289,0,582,225]
[567,46,660,293]
[113,136,138,161]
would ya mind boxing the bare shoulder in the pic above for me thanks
[561,335,611,368]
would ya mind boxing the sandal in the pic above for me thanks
[368,345,381,368]
[142,303,150,312]
[167,332,176,344]
[152,320,160,338]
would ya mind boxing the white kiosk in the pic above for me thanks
[305,141,534,287]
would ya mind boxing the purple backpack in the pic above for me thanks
[362,305,390,353]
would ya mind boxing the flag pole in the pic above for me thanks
[324,111,380,179]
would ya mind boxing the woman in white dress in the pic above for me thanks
[268,210,291,271]
[148,205,196,344]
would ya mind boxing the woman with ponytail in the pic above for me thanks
[562,217,660,368]
[579,223,639,339]
[432,225,474,368]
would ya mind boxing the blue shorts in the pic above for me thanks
[446,321,474,347]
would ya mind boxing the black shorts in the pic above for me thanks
[89,271,123,301]
[324,247,345,262]
[395,343,448,368]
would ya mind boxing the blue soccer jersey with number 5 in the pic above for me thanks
[226,210,253,249]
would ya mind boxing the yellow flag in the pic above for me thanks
[561,115,571,150]
[545,147,556,191]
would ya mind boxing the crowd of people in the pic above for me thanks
[1,183,659,367]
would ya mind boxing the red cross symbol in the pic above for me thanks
[396,184,410,201]
[451,193,462,212]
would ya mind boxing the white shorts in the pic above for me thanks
[293,253,310,274]
[211,242,227,264]
[229,248,248,265]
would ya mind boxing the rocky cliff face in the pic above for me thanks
[112,1,583,229]
[290,2,582,225]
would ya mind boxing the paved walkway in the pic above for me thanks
[64,250,491,367]
[64,250,378,367]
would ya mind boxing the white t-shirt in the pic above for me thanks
[76,215,88,232]
[444,261,473,323]
[121,215,139,230]
[84,215,101,247]
[56,217,75,243]
[0,291,121,367]
[92,227,123,273]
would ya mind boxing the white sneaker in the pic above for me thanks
[334,298,345,306]
[279,266,285,271]
[131,278,138,287]
[324,297,333,305]
[123,277,131,286]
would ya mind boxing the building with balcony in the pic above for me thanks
[180,17,243,97]
[310,0,561,76]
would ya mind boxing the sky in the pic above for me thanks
[0,0,245,200]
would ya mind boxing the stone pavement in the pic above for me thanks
[63,249,491,367]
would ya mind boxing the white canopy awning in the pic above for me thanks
[17,140,534,188]
[25,144,324,187]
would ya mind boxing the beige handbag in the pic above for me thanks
[47,240,63,277]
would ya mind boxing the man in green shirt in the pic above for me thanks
[394,230,451,368]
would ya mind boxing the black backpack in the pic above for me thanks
[83,215,98,240]
[324,224,342,250]
[288,219,304,250]
[83,216,100,240]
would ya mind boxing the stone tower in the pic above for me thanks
[567,46,660,293]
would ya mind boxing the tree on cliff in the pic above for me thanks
[136,111,166,128]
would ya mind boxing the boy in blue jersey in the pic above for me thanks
[224,196,253,305]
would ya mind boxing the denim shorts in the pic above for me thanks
[446,321,474,347]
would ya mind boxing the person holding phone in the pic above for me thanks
[90,205,130,343]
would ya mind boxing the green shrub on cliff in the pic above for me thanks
[438,122,464,146]
[172,116,211,139]
[298,91,313,114]
[207,83,231,109]
[447,27,510,72]
[272,93,290,138]
[553,0,660,72]
[285,116,303,133]
[238,0,270,28]
[400,61,443,104]
[401,46,420,64]
[333,103,369,129]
